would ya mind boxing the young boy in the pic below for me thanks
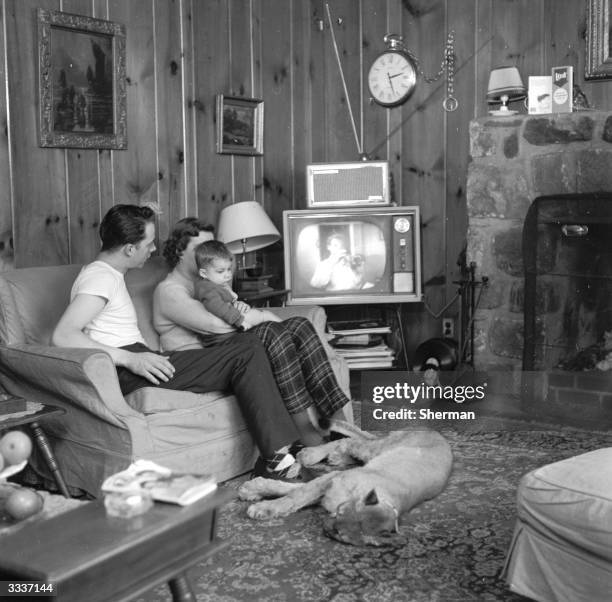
[194,240,281,334]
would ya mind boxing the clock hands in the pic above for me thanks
[386,70,408,97]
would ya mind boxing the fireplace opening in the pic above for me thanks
[522,192,612,371]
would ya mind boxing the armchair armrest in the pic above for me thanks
[271,305,328,337]
[0,344,139,427]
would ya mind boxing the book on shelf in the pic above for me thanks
[330,333,385,347]
[334,344,395,358]
[101,459,217,506]
[327,319,391,336]
[345,358,395,370]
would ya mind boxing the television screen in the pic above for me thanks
[283,207,422,305]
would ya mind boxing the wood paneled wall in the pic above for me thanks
[1,0,610,347]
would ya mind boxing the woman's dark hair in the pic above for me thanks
[162,217,214,268]
[99,204,156,251]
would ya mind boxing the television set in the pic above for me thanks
[283,206,422,305]
[306,161,390,207]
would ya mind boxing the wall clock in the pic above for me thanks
[367,34,418,107]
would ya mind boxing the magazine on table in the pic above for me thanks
[102,459,217,506]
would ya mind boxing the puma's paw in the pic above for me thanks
[238,477,267,501]
[247,499,289,520]
[326,449,355,466]
[297,446,329,466]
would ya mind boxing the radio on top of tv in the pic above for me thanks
[283,206,422,305]
[306,161,390,208]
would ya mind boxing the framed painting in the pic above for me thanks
[586,0,612,80]
[216,95,264,156]
[37,8,127,149]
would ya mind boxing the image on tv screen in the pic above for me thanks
[292,220,389,295]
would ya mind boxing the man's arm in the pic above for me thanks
[52,293,175,385]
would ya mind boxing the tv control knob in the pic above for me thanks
[394,217,411,233]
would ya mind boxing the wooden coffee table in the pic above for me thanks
[0,488,234,601]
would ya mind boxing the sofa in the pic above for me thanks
[0,257,351,497]
[503,448,612,601]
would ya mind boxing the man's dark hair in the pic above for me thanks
[195,240,233,270]
[162,217,215,268]
[99,204,156,251]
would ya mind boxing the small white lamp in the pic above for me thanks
[216,201,280,290]
[487,66,526,116]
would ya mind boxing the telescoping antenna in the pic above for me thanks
[325,3,364,158]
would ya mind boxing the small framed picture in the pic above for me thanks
[216,95,263,156]
[37,8,127,149]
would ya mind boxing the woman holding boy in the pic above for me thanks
[153,217,350,447]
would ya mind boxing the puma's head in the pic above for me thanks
[323,489,400,547]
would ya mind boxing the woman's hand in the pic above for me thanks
[241,308,280,328]
[261,310,282,323]
[234,300,251,314]
[120,350,176,385]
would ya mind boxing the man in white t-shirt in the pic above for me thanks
[52,204,309,482]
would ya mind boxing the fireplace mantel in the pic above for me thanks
[466,111,612,370]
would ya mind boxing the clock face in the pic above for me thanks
[368,51,417,107]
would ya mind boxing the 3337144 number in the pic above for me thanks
[0,581,56,596]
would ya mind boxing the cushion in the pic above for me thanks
[126,387,229,415]
[516,447,612,561]
[0,265,81,345]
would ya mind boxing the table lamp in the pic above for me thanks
[486,66,526,116]
[216,201,280,291]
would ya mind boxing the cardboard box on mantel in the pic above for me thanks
[528,76,552,114]
[551,66,573,113]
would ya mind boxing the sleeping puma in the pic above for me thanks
[238,426,453,547]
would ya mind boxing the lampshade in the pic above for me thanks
[486,66,526,115]
[216,201,280,255]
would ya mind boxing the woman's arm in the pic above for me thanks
[154,279,234,335]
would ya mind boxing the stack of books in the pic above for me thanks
[327,319,395,370]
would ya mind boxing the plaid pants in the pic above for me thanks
[251,317,349,417]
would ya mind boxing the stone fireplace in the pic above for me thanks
[466,111,612,375]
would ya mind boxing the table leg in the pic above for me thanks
[168,573,196,602]
[28,421,71,498]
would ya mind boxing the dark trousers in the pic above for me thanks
[200,317,349,417]
[116,334,299,458]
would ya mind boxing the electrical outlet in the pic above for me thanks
[442,317,455,339]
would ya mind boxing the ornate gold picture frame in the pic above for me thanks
[37,8,127,149]
[586,0,612,80]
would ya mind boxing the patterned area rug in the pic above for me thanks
[134,422,612,602]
